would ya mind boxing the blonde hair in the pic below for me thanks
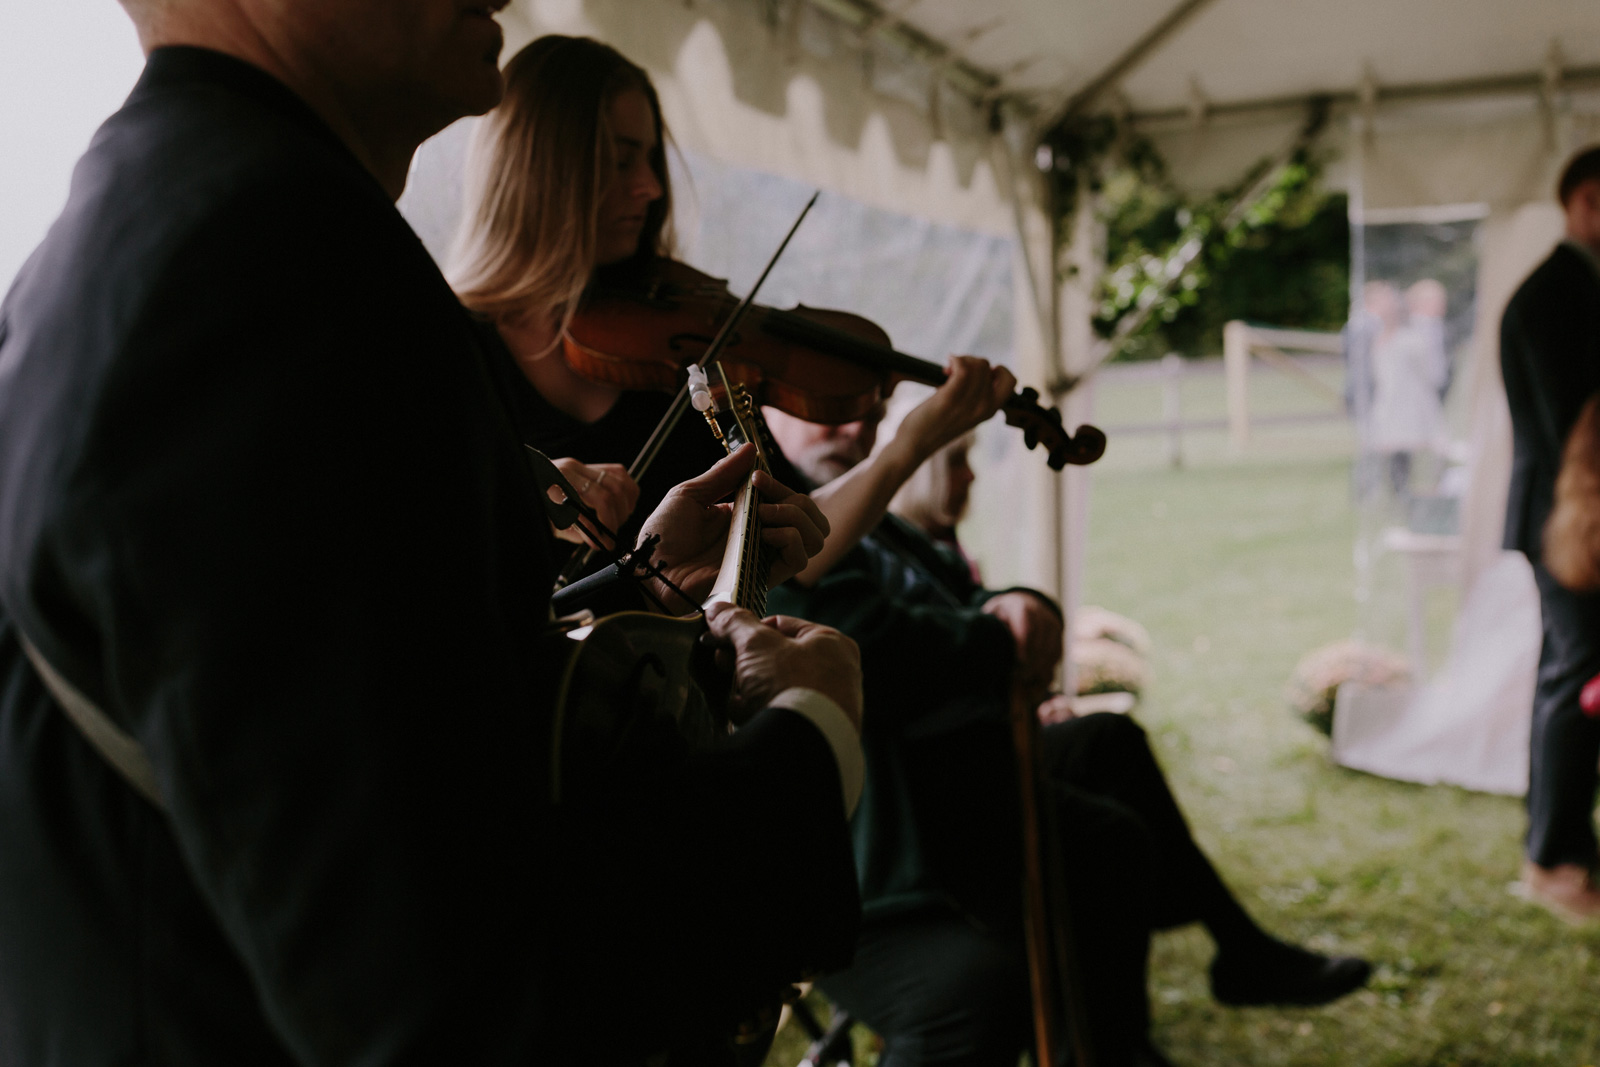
[450,36,673,329]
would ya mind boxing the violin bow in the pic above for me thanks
[624,190,818,484]
[554,191,820,590]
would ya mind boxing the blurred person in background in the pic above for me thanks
[1405,277,1452,402]
[1367,279,1446,495]
[1503,144,1600,922]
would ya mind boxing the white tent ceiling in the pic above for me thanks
[850,0,1600,123]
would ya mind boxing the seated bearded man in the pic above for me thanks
[762,403,1372,1067]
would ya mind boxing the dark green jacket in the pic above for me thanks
[770,516,1045,929]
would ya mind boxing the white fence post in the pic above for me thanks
[1161,352,1184,468]
[1223,320,1251,450]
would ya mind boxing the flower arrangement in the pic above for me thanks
[1070,606,1152,703]
[1074,605,1153,658]
[1072,636,1151,698]
[1286,640,1410,736]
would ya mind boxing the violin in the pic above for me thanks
[562,257,1106,471]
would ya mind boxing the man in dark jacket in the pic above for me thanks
[764,415,1370,1067]
[0,3,866,1064]
[1501,144,1600,920]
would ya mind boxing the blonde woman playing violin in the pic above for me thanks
[450,34,1013,580]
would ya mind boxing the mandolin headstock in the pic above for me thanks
[1002,387,1107,470]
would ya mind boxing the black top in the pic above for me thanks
[0,46,857,1066]
[481,321,733,554]
[1501,242,1600,561]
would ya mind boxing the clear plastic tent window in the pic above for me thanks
[1333,203,1538,795]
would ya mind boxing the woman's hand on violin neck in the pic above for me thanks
[888,355,1016,468]
[637,444,829,607]
[549,458,639,549]
[704,603,864,731]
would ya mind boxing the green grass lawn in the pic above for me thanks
[1095,452,1600,1066]
[768,364,1600,1066]
[1089,363,1600,1064]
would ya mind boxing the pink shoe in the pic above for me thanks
[1581,673,1600,717]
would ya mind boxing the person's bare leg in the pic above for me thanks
[1520,861,1600,923]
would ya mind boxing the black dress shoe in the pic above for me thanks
[1209,941,1372,1007]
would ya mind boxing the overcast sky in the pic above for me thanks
[1,3,144,294]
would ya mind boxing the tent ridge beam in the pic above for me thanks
[1047,0,1221,129]
[1125,64,1600,127]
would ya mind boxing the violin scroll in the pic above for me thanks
[1002,386,1107,469]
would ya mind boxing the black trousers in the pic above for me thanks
[820,713,1225,1067]
[1527,564,1600,868]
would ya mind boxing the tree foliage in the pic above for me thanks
[1039,115,1350,362]
[1094,151,1350,360]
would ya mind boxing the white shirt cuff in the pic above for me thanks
[769,686,864,817]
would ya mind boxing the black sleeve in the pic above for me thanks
[550,704,859,1048]
[29,166,854,1064]
[1514,257,1600,460]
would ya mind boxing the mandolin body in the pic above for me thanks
[550,611,726,806]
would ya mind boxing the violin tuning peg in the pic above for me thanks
[1019,385,1039,405]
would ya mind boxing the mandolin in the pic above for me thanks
[547,362,793,1067]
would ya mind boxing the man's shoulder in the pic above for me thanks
[83,66,384,249]
[1508,244,1600,318]
[4,57,423,366]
